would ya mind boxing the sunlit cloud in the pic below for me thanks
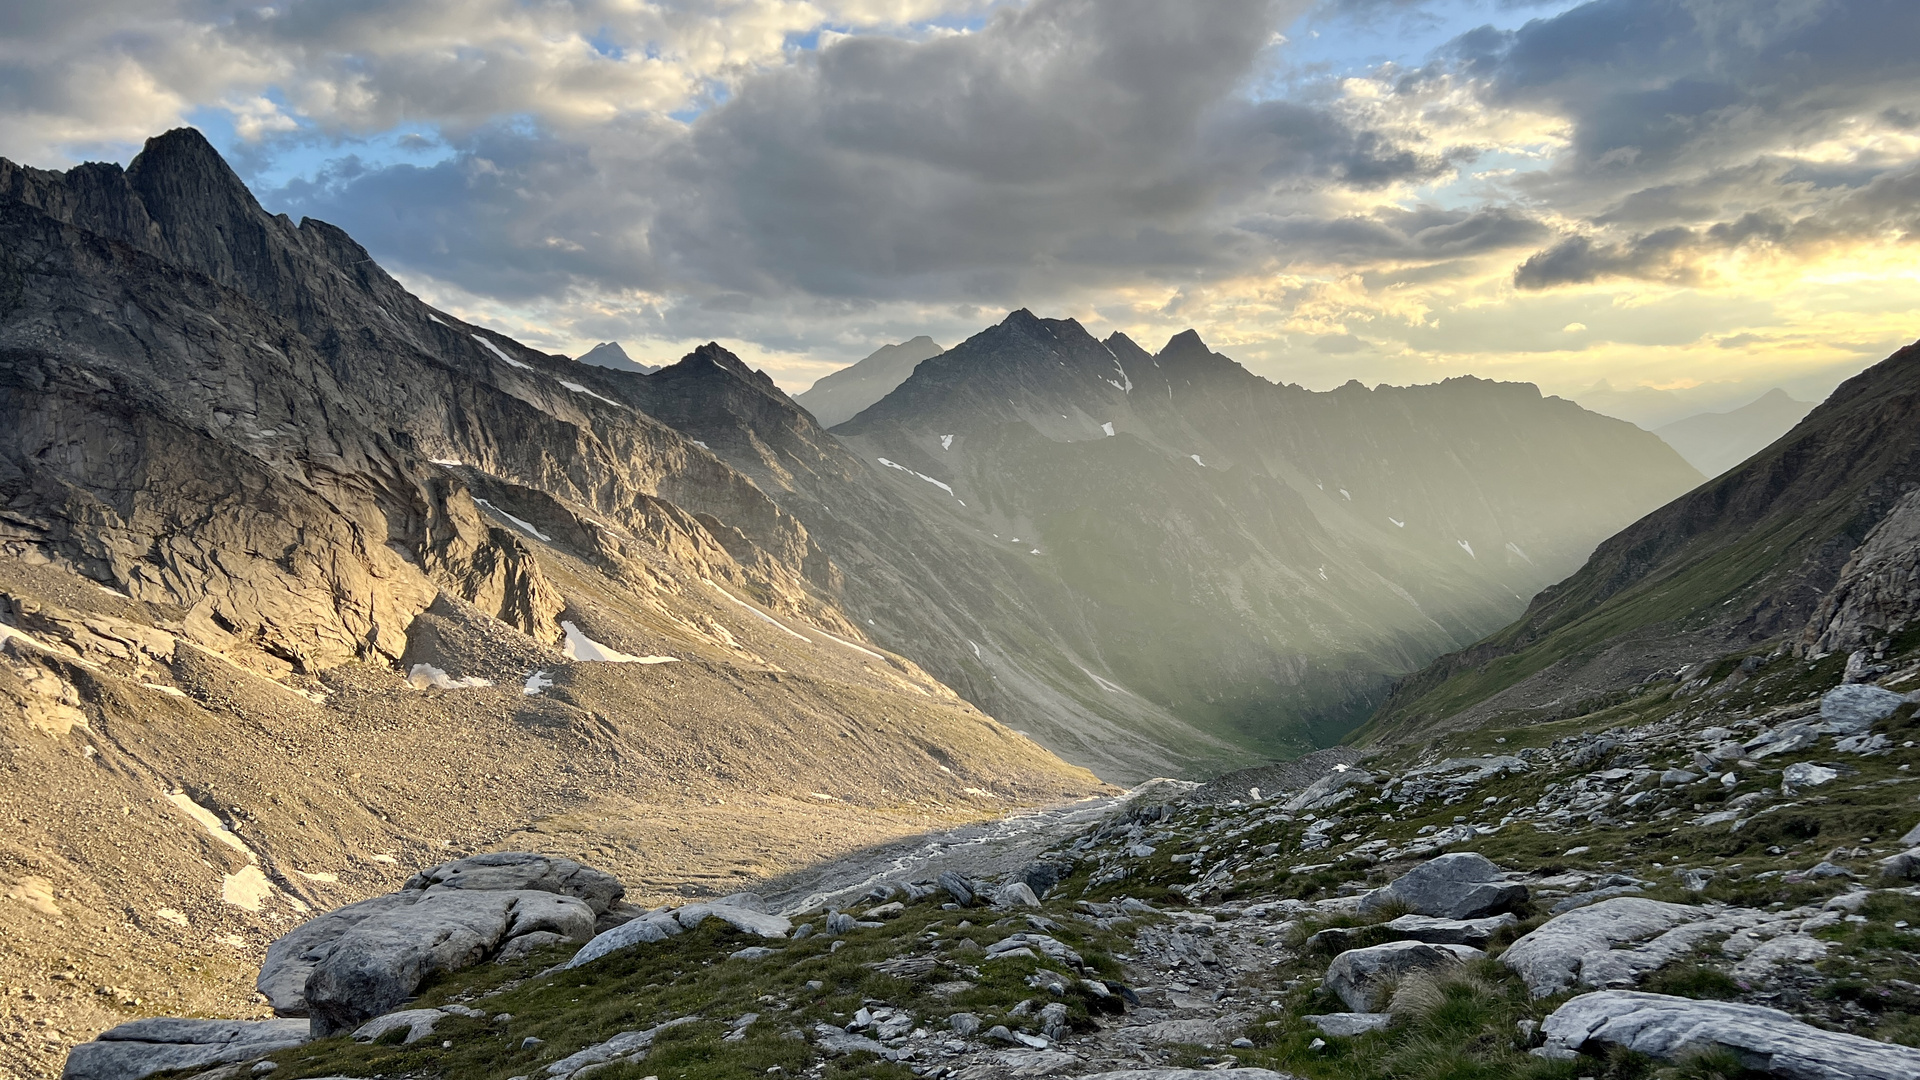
[1,0,1915,400]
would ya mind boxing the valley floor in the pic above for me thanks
[100,637,1920,1080]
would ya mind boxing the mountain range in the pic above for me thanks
[0,128,1723,1075]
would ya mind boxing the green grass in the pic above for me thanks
[257,891,1138,1080]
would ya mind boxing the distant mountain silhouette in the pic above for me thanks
[1653,388,1814,477]
[577,341,659,374]
[794,336,943,427]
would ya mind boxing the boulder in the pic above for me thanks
[62,1019,311,1080]
[1323,941,1483,1012]
[1542,990,1920,1079]
[350,1008,445,1044]
[1360,853,1527,920]
[304,889,596,1035]
[1782,763,1838,788]
[545,1017,699,1077]
[938,870,977,906]
[674,902,792,938]
[1502,897,1705,997]
[1305,1012,1395,1037]
[1880,848,1920,881]
[257,893,419,1016]
[1308,913,1516,952]
[404,851,624,915]
[993,882,1042,909]
[1820,684,1905,734]
[495,930,568,964]
[565,910,683,969]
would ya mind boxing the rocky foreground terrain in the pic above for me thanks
[62,632,1920,1080]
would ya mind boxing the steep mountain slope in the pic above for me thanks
[0,130,1097,1078]
[577,341,659,374]
[1365,340,1920,741]
[830,311,1704,760]
[1653,388,1815,477]
[794,335,943,427]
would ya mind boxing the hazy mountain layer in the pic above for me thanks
[1652,387,1814,478]
[794,336,943,428]
[1364,340,1920,742]
[831,311,1705,761]
[577,341,659,374]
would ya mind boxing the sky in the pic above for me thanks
[4,0,1918,402]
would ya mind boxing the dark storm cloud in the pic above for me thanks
[1479,0,1920,287]
[272,0,1520,306]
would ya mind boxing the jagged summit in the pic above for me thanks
[576,341,658,374]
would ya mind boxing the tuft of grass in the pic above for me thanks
[1640,964,1742,1002]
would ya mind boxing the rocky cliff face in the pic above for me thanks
[1366,339,1920,740]
[0,130,1099,1080]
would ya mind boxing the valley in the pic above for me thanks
[2,126,1917,1080]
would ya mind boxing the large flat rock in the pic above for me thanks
[62,1018,310,1080]
[1543,990,1920,1080]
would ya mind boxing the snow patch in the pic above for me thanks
[168,792,252,857]
[222,866,274,911]
[705,580,813,643]
[141,682,187,698]
[429,459,463,467]
[692,439,709,450]
[1457,540,1476,558]
[1080,667,1123,693]
[156,908,189,927]
[940,434,954,450]
[558,380,622,406]
[1339,489,1351,501]
[407,663,493,690]
[812,627,886,661]
[472,334,532,370]
[1318,566,1328,581]
[1388,517,1405,528]
[296,870,339,884]
[561,621,679,664]
[471,498,551,542]
[876,457,955,497]
[1101,422,1115,437]
[1505,541,1534,565]
[427,314,447,326]
[969,639,982,659]
[1191,455,1206,467]
[523,670,554,695]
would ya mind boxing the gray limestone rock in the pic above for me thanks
[939,870,977,906]
[1360,853,1527,920]
[1075,1070,1296,1079]
[673,902,792,938]
[1542,990,1920,1080]
[257,893,419,1017]
[1502,897,1706,997]
[350,1008,445,1044]
[993,881,1042,909]
[62,1019,311,1080]
[1819,684,1906,735]
[405,852,625,915]
[303,889,596,1036]
[1306,1012,1395,1037]
[544,1017,699,1077]
[1323,940,1483,1012]
[1881,847,1920,881]
[565,910,683,969]
[494,931,568,964]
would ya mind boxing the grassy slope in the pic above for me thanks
[1360,341,1920,741]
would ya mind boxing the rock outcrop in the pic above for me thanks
[1542,991,1920,1080]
